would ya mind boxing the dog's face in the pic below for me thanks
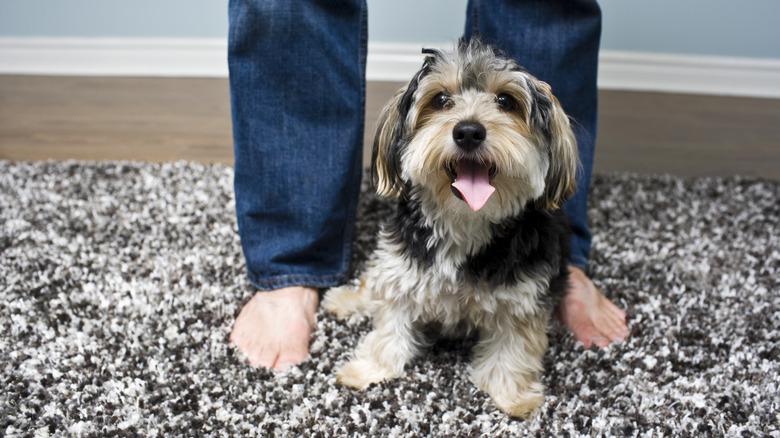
[372,40,578,218]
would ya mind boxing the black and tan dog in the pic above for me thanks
[324,39,577,418]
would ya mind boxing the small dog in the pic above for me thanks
[324,39,577,418]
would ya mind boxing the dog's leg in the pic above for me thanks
[336,304,421,389]
[322,277,371,321]
[470,312,549,419]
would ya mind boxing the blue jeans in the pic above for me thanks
[228,0,600,291]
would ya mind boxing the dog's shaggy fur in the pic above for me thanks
[324,39,578,418]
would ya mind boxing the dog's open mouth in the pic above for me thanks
[445,159,497,212]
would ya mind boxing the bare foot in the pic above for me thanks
[557,266,628,348]
[229,286,318,370]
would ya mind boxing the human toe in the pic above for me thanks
[602,297,627,322]
[273,338,310,370]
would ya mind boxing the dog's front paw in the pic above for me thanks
[322,283,367,321]
[336,358,396,390]
[491,383,545,419]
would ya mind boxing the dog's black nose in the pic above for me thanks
[453,121,486,152]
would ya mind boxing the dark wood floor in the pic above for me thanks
[1,75,778,179]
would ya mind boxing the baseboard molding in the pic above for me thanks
[2,37,779,98]
[597,51,780,98]
[0,38,228,78]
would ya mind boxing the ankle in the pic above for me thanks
[255,286,318,312]
[274,285,316,296]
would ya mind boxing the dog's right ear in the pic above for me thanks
[371,89,405,198]
[371,58,432,198]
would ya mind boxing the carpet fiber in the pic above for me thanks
[1,161,778,436]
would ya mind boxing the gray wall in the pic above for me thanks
[1,0,778,59]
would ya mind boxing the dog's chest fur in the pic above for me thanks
[365,190,570,328]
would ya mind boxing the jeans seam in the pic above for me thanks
[470,0,480,36]
[332,0,367,287]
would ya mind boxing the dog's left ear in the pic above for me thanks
[528,79,579,210]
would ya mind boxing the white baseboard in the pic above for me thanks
[598,51,780,98]
[1,37,779,98]
[0,38,228,77]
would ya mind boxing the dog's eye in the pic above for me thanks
[432,92,452,110]
[495,93,517,111]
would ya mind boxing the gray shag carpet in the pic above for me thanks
[1,160,778,437]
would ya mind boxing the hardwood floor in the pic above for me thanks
[1,75,778,179]
[597,91,780,179]
[0,76,231,163]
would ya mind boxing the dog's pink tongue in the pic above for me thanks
[451,160,495,211]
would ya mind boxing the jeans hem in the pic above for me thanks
[567,254,589,272]
[247,271,349,291]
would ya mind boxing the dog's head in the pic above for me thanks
[372,39,578,218]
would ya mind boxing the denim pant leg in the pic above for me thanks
[228,0,367,290]
[465,0,601,271]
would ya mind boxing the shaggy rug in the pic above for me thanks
[1,161,778,437]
